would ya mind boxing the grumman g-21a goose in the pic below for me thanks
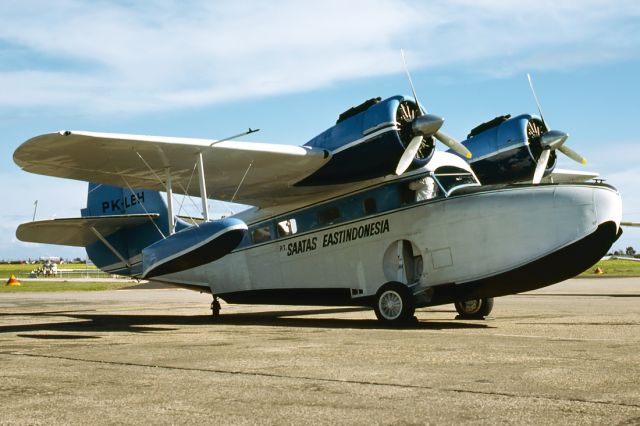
[14,93,622,322]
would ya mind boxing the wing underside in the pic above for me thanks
[14,131,332,207]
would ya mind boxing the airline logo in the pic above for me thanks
[282,218,390,257]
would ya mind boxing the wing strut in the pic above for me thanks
[89,226,131,268]
[174,164,201,226]
[165,167,175,235]
[197,152,210,221]
[133,150,177,235]
[118,175,166,239]
[231,162,253,203]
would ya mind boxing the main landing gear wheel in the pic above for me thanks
[374,282,415,323]
[211,297,221,318]
[454,297,494,319]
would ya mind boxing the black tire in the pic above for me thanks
[374,282,415,322]
[454,297,494,319]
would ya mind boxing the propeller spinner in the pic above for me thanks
[527,74,586,184]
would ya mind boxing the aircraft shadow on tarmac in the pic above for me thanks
[0,307,491,337]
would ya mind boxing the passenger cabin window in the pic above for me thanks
[251,225,271,244]
[433,166,478,195]
[363,197,377,214]
[277,218,298,237]
[318,207,341,226]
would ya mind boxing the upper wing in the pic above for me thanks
[541,168,599,184]
[14,131,331,207]
[16,214,159,247]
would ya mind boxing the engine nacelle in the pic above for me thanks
[460,114,556,185]
[298,96,435,185]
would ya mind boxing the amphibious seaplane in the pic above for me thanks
[14,81,622,322]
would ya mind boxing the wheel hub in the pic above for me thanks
[461,299,480,313]
[379,290,403,320]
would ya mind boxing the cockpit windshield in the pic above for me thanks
[433,166,479,196]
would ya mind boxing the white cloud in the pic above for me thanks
[0,0,638,113]
[0,173,86,260]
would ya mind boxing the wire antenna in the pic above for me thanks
[209,128,260,147]
[118,174,166,240]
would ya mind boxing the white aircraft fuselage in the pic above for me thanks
[154,153,622,309]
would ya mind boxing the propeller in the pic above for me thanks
[395,50,471,175]
[527,73,586,184]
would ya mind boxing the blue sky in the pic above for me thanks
[1,0,639,260]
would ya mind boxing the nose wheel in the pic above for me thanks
[454,297,494,319]
[211,296,221,317]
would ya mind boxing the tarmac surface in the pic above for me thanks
[1,278,639,425]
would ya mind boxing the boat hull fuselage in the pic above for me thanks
[157,183,622,307]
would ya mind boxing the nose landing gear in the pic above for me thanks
[454,297,494,319]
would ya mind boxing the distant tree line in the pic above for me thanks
[608,246,639,258]
[0,257,87,265]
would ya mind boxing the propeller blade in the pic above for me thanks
[527,74,586,167]
[527,73,548,128]
[401,49,421,112]
[400,49,470,163]
[533,149,551,184]
[434,131,472,159]
[558,144,587,165]
[395,135,423,175]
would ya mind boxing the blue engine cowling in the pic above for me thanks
[459,114,556,185]
[297,95,435,185]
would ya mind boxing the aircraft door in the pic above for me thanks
[383,239,423,285]
[246,223,283,289]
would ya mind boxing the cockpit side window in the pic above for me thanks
[433,166,479,195]
[408,175,439,202]
[251,225,271,244]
